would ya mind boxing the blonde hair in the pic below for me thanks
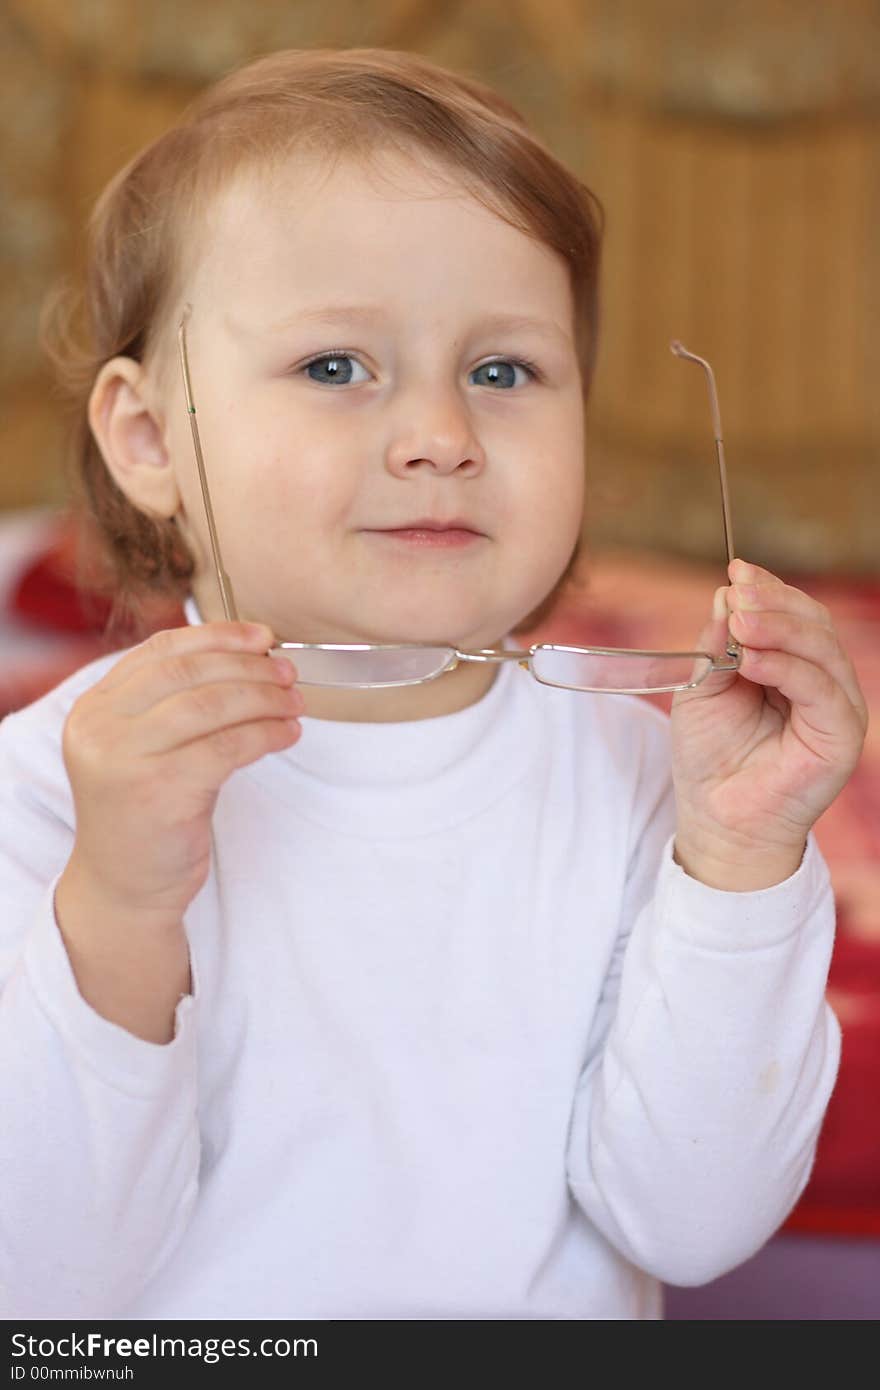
[41,46,603,638]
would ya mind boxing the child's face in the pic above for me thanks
[161,148,585,719]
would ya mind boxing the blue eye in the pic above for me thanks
[470,359,538,389]
[299,353,541,388]
[302,354,370,386]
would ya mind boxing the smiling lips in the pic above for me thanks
[365,515,486,547]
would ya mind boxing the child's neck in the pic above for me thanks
[297,656,502,723]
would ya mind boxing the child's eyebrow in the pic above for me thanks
[236,304,571,346]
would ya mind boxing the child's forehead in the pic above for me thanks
[205,148,471,243]
[188,149,569,312]
[205,141,565,265]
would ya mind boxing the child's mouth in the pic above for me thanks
[366,528,485,548]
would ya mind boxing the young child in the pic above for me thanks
[0,48,868,1321]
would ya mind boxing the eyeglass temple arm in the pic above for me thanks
[177,306,239,622]
[670,340,741,662]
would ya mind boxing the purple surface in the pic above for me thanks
[664,1234,880,1320]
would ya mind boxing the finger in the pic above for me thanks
[97,621,278,692]
[177,712,304,781]
[112,649,299,717]
[675,587,741,699]
[727,606,868,722]
[136,679,304,756]
[726,581,835,633]
[728,558,783,586]
[707,585,741,652]
[734,644,865,756]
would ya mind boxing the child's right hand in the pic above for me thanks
[60,621,303,927]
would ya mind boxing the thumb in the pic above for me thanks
[674,585,737,707]
[691,584,731,651]
[711,583,731,637]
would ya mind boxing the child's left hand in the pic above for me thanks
[669,557,870,888]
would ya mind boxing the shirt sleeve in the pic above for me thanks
[0,701,201,1319]
[565,712,841,1287]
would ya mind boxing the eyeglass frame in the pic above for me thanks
[175,305,742,694]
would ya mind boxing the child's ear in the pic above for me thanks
[87,357,182,519]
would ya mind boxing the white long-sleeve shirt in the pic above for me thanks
[0,614,840,1320]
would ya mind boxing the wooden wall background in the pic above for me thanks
[1,0,878,572]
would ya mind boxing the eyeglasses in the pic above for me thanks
[176,307,742,694]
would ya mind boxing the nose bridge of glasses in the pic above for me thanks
[455,647,533,668]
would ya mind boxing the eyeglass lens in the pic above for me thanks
[279,644,713,694]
